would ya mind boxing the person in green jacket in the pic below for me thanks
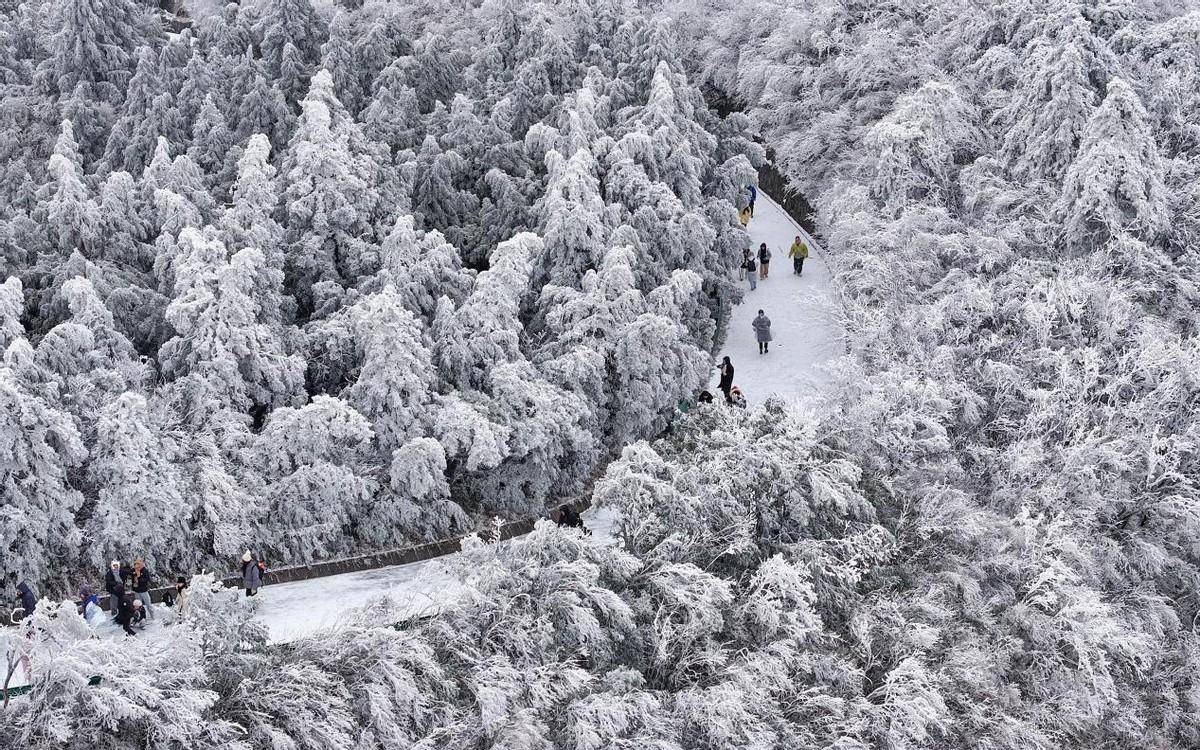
[788,235,809,276]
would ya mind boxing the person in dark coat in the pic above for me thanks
[105,560,126,615]
[717,356,735,403]
[697,390,714,404]
[241,551,265,597]
[746,184,757,217]
[556,504,589,534]
[16,581,36,620]
[130,557,154,620]
[757,243,771,279]
[116,596,143,636]
[742,254,757,290]
[753,309,773,354]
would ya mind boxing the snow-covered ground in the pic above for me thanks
[3,192,831,686]
[255,505,618,642]
[716,193,843,410]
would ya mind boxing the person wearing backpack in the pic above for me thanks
[788,235,809,276]
[757,243,771,279]
[742,253,757,290]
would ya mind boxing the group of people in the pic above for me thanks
[12,549,268,638]
[740,235,809,291]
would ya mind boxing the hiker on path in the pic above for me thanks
[757,243,771,279]
[130,558,154,619]
[740,248,752,281]
[788,235,809,276]
[753,309,773,354]
[173,577,190,618]
[556,504,588,534]
[746,184,757,217]
[739,206,751,226]
[241,551,264,597]
[742,254,757,290]
[104,560,126,616]
[717,356,735,403]
[16,582,36,621]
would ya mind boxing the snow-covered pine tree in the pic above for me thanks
[255,0,327,79]
[344,285,437,455]
[372,215,475,323]
[1056,76,1169,251]
[279,70,379,314]
[159,228,305,415]
[0,366,86,587]
[85,391,193,571]
[254,395,376,560]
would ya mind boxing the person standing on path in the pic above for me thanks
[717,356,735,403]
[742,254,757,290]
[788,235,809,276]
[758,243,771,279]
[15,582,36,621]
[105,560,126,616]
[242,551,264,597]
[753,310,773,354]
[130,557,154,619]
[746,184,757,217]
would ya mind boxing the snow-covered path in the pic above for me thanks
[254,506,618,642]
[716,193,843,410]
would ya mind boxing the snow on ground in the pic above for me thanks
[256,504,617,642]
[3,191,835,677]
[714,192,844,411]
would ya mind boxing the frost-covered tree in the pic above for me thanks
[256,0,327,78]
[1056,76,1169,250]
[86,392,193,570]
[280,71,379,311]
[372,215,475,322]
[219,134,286,274]
[434,233,538,392]
[35,0,148,103]
[37,122,100,255]
[0,367,86,588]
[255,395,376,559]
[535,148,607,287]
[160,229,305,414]
[344,286,437,454]
[996,12,1110,183]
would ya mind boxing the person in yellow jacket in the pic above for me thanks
[739,206,752,226]
[788,235,809,276]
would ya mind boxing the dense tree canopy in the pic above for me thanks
[0,0,756,591]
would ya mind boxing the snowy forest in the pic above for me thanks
[0,0,758,589]
[7,0,1200,747]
